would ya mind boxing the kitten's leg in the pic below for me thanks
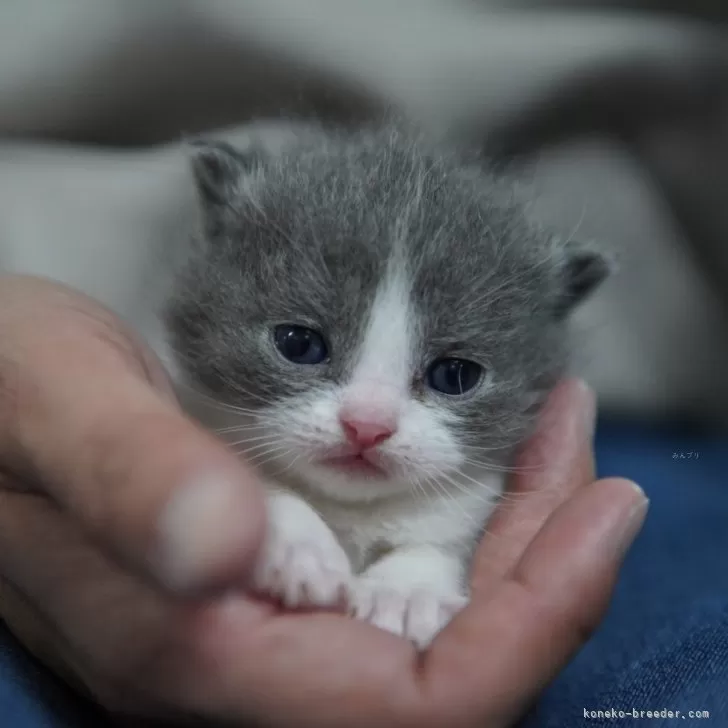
[352,545,468,650]
[252,488,352,610]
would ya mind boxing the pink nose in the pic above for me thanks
[340,416,396,449]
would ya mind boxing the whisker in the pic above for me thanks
[417,471,481,527]
[427,465,502,502]
[236,443,290,464]
[235,441,288,458]
[177,383,272,415]
[404,470,437,512]
[269,452,308,480]
[460,456,544,475]
[224,433,279,448]
[252,451,296,471]
[213,422,270,434]
[426,464,532,506]
[421,469,547,547]
[460,442,516,454]
[172,364,275,410]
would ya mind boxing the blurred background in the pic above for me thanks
[1,3,727,726]
[2,0,728,428]
[1,1,727,423]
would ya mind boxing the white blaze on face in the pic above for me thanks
[264,259,468,502]
[340,267,414,432]
[330,260,467,492]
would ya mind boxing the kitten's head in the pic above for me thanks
[166,126,610,502]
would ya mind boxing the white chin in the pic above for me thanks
[299,463,407,502]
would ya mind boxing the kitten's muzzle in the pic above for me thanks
[319,452,388,478]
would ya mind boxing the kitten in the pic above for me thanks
[163,124,611,649]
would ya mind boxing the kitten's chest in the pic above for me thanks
[304,486,498,573]
[318,501,415,571]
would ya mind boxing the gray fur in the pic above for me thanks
[165,124,609,464]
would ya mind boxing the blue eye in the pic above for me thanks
[274,325,328,365]
[426,358,482,396]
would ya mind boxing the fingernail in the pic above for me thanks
[611,482,649,559]
[575,378,597,439]
[154,472,257,592]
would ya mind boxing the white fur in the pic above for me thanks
[251,487,352,610]
[0,133,503,648]
[3,122,727,644]
[353,546,467,649]
[246,263,503,648]
[347,263,413,393]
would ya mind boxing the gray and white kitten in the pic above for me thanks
[161,124,610,649]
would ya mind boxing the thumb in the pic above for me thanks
[0,276,265,593]
[421,477,648,727]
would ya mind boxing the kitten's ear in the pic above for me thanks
[555,241,614,317]
[188,139,261,206]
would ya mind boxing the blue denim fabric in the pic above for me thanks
[0,627,105,727]
[1,419,727,727]
[519,420,728,728]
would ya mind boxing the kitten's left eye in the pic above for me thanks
[274,324,328,365]
[426,358,482,396]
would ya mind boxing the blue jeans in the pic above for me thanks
[521,420,728,727]
[2,419,727,727]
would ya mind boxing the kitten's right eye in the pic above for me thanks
[426,357,482,396]
[274,325,328,365]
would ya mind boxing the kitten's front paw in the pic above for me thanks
[252,509,352,611]
[351,580,467,650]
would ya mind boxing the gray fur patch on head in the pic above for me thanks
[166,124,609,462]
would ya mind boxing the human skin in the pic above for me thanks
[0,275,648,727]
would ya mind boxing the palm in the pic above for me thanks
[0,280,644,727]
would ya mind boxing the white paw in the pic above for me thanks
[351,579,467,649]
[252,503,352,610]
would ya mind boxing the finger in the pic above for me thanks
[423,477,648,727]
[471,378,596,592]
[0,488,156,699]
[0,483,281,717]
[0,486,415,727]
[0,277,265,593]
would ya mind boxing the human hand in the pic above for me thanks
[0,275,647,727]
